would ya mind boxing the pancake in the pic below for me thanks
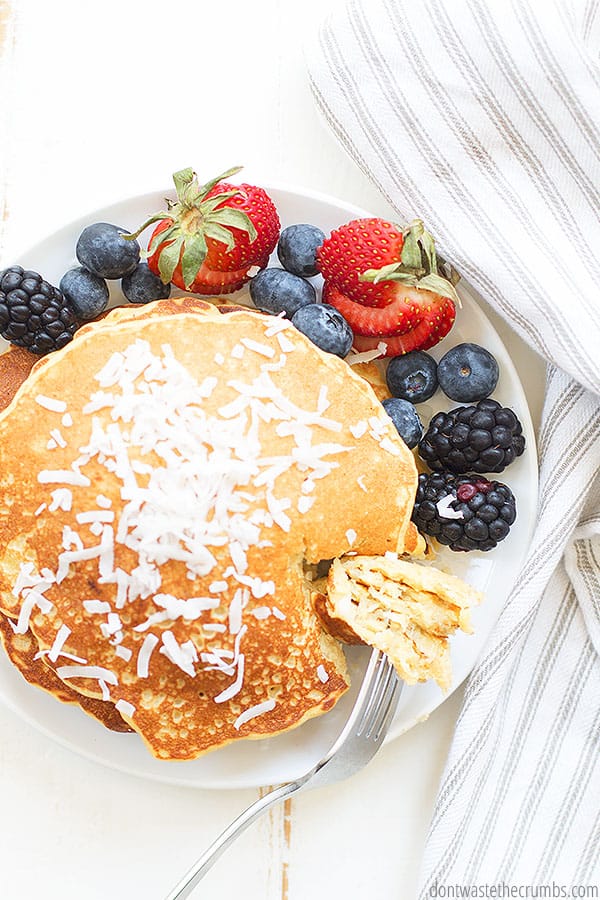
[0,297,240,415]
[0,297,395,421]
[0,345,38,412]
[349,361,390,402]
[0,611,133,731]
[0,299,419,759]
[315,553,481,691]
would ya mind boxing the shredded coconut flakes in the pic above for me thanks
[35,395,67,413]
[317,664,329,683]
[233,698,276,729]
[436,494,464,520]
[24,337,357,705]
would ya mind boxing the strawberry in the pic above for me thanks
[317,217,459,317]
[323,281,456,356]
[146,219,253,295]
[323,282,418,336]
[318,216,459,355]
[129,166,280,294]
[318,218,407,308]
[349,292,456,357]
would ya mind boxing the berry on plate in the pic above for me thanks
[0,266,79,355]
[418,398,525,474]
[318,218,459,356]
[412,471,517,552]
[318,216,459,307]
[437,342,499,402]
[277,224,325,277]
[318,217,409,309]
[385,350,438,403]
[60,267,109,320]
[249,267,316,317]
[76,222,140,279]
[381,397,423,448]
[325,282,456,357]
[130,167,280,295]
[291,303,353,358]
[323,281,421,337]
[121,262,172,304]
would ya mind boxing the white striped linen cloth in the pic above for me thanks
[306,0,600,892]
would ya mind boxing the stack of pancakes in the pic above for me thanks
[0,297,480,760]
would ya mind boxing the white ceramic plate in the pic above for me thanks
[0,184,537,788]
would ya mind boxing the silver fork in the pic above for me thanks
[164,649,402,900]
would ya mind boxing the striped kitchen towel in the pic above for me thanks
[306,0,600,891]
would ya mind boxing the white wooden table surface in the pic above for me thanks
[0,1,545,897]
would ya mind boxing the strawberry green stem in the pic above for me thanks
[359,218,461,305]
[127,165,258,289]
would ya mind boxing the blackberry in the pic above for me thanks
[412,471,517,552]
[418,398,525,474]
[0,266,79,355]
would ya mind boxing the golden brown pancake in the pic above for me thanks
[0,296,241,416]
[0,298,396,422]
[0,611,133,732]
[315,553,481,691]
[0,299,418,759]
[0,345,38,411]
[349,360,391,402]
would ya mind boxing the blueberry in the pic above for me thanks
[122,262,172,304]
[76,222,140,279]
[385,350,438,403]
[59,267,109,320]
[249,267,316,317]
[381,398,423,449]
[291,303,353,357]
[437,342,499,402]
[277,224,325,277]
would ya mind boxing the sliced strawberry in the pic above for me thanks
[351,295,456,357]
[318,218,406,308]
[318,217,460,313]
[184,262,251,295]
[323,282,420,336]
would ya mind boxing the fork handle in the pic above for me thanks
[163,779,304,900]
